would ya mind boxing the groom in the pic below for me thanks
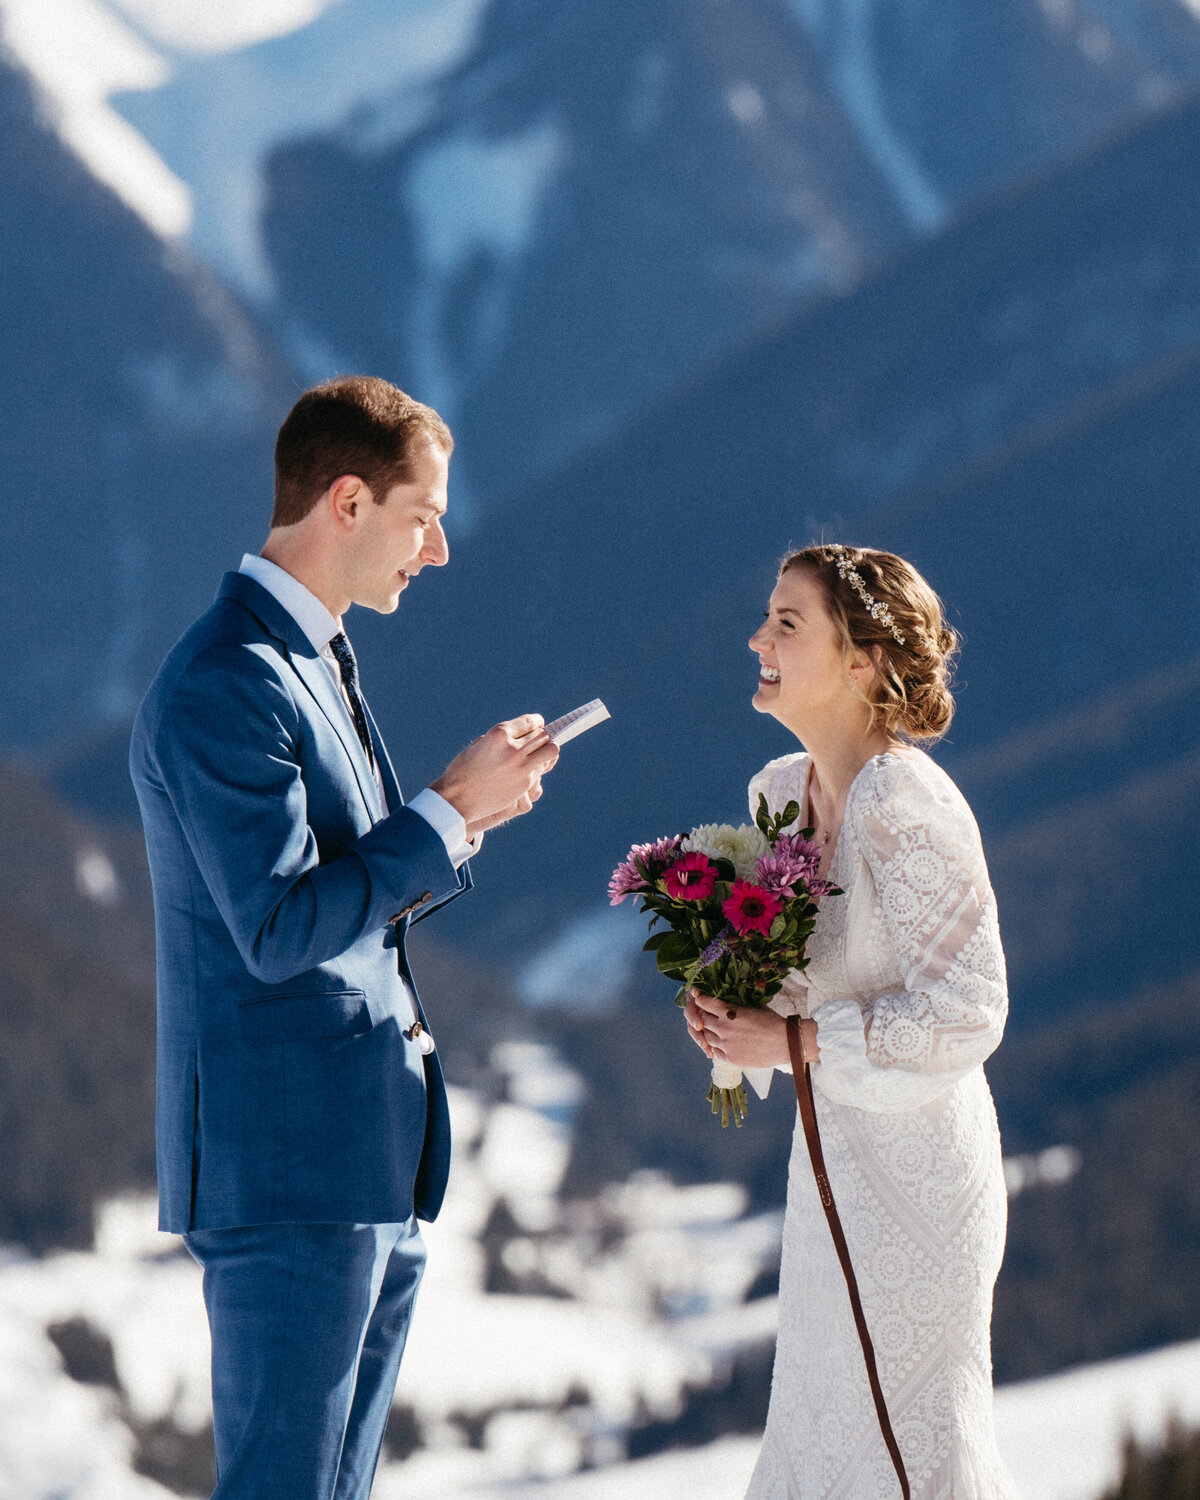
[130,376,558,1500]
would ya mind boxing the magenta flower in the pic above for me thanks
[754,833,824,896]
[608,862,648,905]
[663,851,717,902]
[722,880,782,937]
[642,834,685,868]
[775,832,824,873]
[753,851,806,896]
[608,835,684,904]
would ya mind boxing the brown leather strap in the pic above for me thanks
[786,1015,910,1498]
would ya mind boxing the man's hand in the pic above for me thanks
[432,714,559,828]
[464,777,545,838]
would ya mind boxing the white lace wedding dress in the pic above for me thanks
[743,749,1020,1500]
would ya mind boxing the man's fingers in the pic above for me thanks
[507,714,546,742]
[690,991,726,1019]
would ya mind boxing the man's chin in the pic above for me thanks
[365,573,412,613]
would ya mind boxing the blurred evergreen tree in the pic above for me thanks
[1102,1420,1200,1500]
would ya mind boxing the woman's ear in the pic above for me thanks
[848,643,880,681]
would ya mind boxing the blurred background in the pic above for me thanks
[1,0,1199,1495]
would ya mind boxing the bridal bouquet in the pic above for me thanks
[609,796,838,1126]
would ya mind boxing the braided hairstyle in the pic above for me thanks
[781,544,959,741]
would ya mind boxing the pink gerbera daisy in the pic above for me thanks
[663,851,717,902]
[722,880,782,936]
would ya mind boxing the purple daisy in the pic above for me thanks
[754,833,825,896]
[608,835,684,904]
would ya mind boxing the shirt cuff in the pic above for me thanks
[408,788,476,868]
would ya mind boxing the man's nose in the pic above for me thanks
[424,518,449,567]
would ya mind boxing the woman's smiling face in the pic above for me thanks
[748,565,853,730]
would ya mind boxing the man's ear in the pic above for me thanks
[327,474,371,529]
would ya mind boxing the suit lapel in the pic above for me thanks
[363,699,403,809]
[289,650,384,821]
[218,571,383,822]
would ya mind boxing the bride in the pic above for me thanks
[685,544,1020,1498]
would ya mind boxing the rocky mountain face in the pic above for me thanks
[0,55,298,791]
[255,0,1200,504]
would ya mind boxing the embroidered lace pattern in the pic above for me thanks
[744,751,1020,1500]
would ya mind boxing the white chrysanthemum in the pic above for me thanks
[681,822,770,879]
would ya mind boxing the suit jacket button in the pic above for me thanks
[417,890,433,906]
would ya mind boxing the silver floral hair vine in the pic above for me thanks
[828,545,906,646]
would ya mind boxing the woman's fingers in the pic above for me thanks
[683,996,714,1057]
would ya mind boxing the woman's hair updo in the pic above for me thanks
[781,544,960,741]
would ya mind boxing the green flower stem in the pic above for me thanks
[706,1082,748,1128]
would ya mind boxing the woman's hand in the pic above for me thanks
[686,991,817,1071]
[683,993,715,1058]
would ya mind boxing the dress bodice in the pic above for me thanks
[749,748,1008,1114]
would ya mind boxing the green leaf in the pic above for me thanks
[655,930,698,969]
[777,799,801,833]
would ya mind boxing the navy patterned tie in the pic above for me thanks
[328,632,376,771]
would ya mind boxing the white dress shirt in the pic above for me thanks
[237,554,474,866]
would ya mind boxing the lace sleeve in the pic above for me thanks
[748,753,809,821]
[812,757,1008,1114]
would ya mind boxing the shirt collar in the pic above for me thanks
[238,554,341,655]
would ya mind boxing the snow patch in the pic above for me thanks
[1004,1143,1082,1197]
[727,81,766,125]
[75,848,122,906]
[994,1339,1200,1500]
[0,0,485,296]
[0,0,191,237]
[404,116,565,420]
[5,1173,1200,1498]
[516,903,646,1010]
[107,0,340,55]
[407,119,564,276]
[781,0,946,231]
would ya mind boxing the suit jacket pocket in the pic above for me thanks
[237,988,372,1044]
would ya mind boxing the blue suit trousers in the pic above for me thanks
[184,1220,426,1500]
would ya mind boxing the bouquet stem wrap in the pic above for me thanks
[707,1059,748,1128]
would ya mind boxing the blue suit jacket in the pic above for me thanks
[130,572,465,1233]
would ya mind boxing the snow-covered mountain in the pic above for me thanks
[254,0,1200,503]
[10,0,1200,509]
[5,1178,1199,1499]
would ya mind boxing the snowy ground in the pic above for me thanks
[0,1049,1192,1500]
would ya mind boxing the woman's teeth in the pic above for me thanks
[759,666,780,683]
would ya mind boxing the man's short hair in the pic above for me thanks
[272,376,453,528]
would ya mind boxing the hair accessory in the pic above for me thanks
[827,546,906,646]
